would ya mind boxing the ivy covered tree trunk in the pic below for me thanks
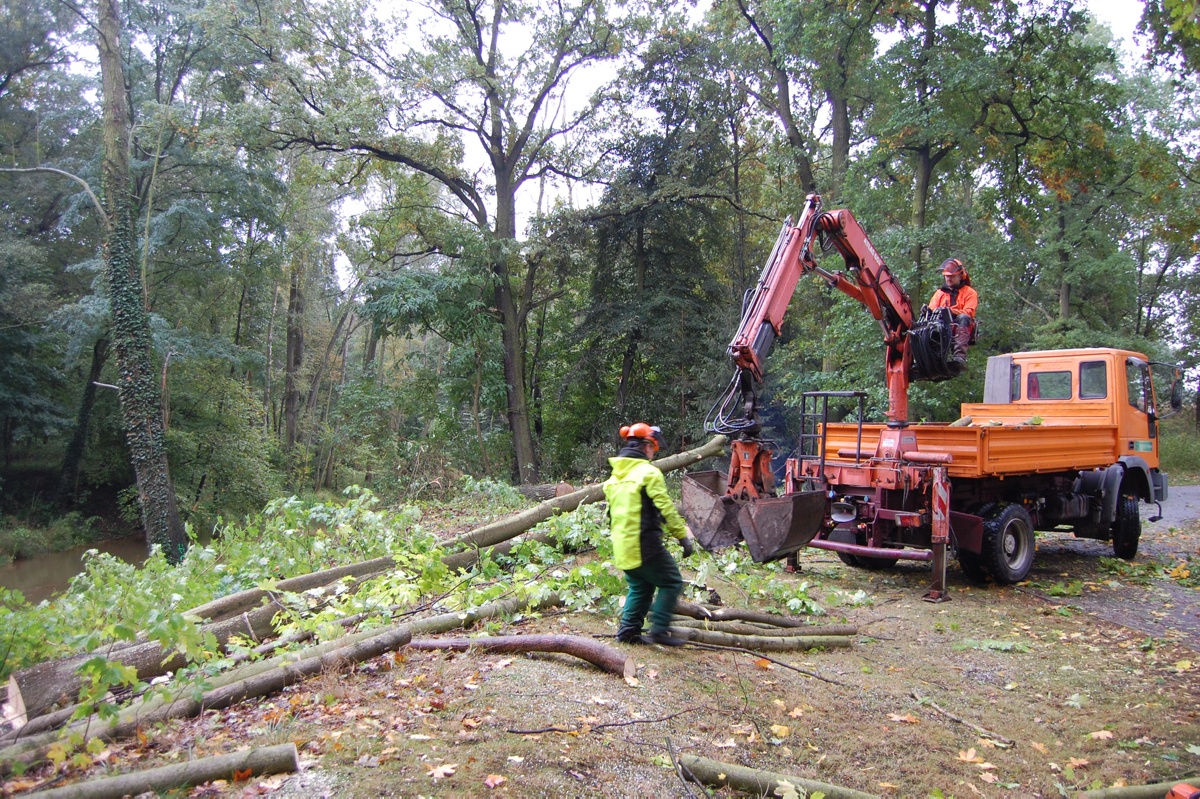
[98,0,187,562]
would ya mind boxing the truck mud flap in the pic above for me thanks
[681,471,743,550]
[739,491,827,563]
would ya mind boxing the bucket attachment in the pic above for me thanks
[681,471,743,550]
[682,471,827,562]
[738,491,827,562]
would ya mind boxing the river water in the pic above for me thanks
[0,538,148,604]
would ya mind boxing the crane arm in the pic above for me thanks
[711,193,917,435]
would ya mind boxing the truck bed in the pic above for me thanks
[821,414,1119,479]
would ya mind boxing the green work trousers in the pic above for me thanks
[620,552,683,635]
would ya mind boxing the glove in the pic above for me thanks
[681,537,695,558]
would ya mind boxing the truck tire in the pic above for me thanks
[1111,494,1140,559]
[827,528,862,567]
[982,504,1035,584]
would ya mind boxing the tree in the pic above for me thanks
[97,0,187,559]
[213,0,653,483]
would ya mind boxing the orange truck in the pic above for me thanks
[683,195,1182,599]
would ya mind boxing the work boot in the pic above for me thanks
[615,624,645,644]
[950,323,972,368]
[644,629,687,647]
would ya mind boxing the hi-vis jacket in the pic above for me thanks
[928,283,978,318]
[603,450,688,571]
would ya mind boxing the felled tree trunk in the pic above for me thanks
[5,603,283,728]
[674,628,852,651]
[670,618,857,638]
[677,754,878,799]
[0,593,560,775]
[443,435,727,553]
[27,743,299,799]
[673,600,813,628]
[408,634,634,680]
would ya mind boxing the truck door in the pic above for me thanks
[1120,356,1157,461]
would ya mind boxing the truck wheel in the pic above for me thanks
[828,528,862,567]
[856,552,900,570]
[982,505,1035,584]
[1111,494,1140,559]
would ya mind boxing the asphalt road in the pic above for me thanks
[1028,483,1200,652]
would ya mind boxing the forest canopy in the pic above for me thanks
[1,0,1197,547]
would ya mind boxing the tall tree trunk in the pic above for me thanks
[827,88,851,203]
[55,334,110,507]
[493,181,539,483]
[1057,206,1071,322]
[283,266,303,451]
[97,0,187,562]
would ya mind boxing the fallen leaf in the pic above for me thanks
[787,707,804,718]
[483,774,507,788]
[1031,741,1049,754]
[409,734,433,741]
[770,724,791,738]
[647,669,659,679]
[1067,757,1089,768]
[977,761,997,770]
[491,658,513,670]
[1088,730,1114,740]
[887,713,919,724]
[979,772,998,784]
[713,738,737,748]
[427,763,458,779]
[774,779,800,799]
[1173,660,1192,672]
[958,748,984,763]
[507,755,524,763]
[354,755,379,768]
[462,718,481,729]
[233,768,253,782]
[625,675,640,687]
[754,658,774,670]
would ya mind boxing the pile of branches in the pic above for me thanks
[0,435,854,785]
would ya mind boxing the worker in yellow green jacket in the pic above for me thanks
[603,423,695,646]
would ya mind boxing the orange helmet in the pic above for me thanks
[940,257,971,285]
[622,422,665,455]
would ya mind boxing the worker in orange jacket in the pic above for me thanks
[928,258,977,368]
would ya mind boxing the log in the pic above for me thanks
[183,555,397,623]
[674,628,852,651]
[678,754,878,799]
[24,743,299,799]
[673,600,815,628]
[0,592,561,774]
[442,435,727,552]
[408,634,635,679]
[1075,777,1200,799]
[669,618,857,637]
[4,602,284,728]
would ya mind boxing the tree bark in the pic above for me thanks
[673,599,812,628]
[677,754,878,799]
[25,744,299,799]
[669,618,857,638]
[673,628,852,651]
[408,634,635,679]
[283,265,304,450]
[55,334,110,507]
[97,0,187,563]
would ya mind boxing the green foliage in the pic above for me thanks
[0,512,101,563]
[0,488,421,681]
